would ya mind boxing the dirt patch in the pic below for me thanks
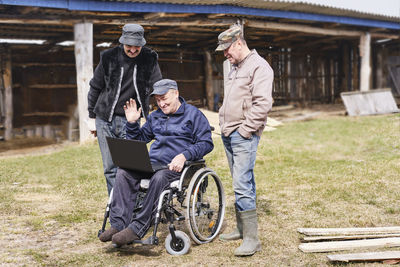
[269,103,346,122]
[0,183,97,266]
[0,137,56,152]
[0,138,75,159]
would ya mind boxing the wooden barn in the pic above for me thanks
[0,0,399,142]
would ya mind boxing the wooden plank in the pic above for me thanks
[302,233,400,242]
[74,22,93,144]
[23,112,69,117]
[327,251,400,263]
[246,20,399,39]
[29,84,76,89]
[299,237,400,253]
[340,89,399,116]
[298,226,400,236]
[0,18,397,40]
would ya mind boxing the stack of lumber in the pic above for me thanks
[298,227,400,264]
[199,108,282,137]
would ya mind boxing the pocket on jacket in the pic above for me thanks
[179,121,193,138]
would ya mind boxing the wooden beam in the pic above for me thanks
[0,18,75,26]
[29,84,76,89]
[14,63,75,67]
[298,226,400,236]
[273,33,302,42]
[359,32,371,91]
[301,233,400,242]
[327,251,400,263]
[247,20,361,37]
[23,112,69,117]
[299,237,400,253]
[74,22,93,144]
[0,16,397,40]
[246,20,399,39]
[143,12,166,20]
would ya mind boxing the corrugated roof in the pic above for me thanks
[104,0,400,22]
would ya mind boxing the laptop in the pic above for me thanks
[106,137,167,173]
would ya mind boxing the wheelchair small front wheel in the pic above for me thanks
[165,230,191,255]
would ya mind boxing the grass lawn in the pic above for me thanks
[0,114,399,266]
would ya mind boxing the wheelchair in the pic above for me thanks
[98,159,225,255]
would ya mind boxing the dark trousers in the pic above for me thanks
[109,168,181,238]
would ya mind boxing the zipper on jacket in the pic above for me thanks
[133,64,146,118]
[160,116,169,163]
[222,65,238,132]
[108,67,124,122]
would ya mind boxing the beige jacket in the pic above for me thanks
[219,50,274,138]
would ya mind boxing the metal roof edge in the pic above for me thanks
[0,0,68,9]
[1,0,399,30]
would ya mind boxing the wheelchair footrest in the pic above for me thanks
[98,229,104,237]
[132,235,159,245]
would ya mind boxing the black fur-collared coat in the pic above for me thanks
[88,45,161,122]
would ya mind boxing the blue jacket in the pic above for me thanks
[125,97,214,166]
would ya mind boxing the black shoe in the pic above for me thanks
[99,227,119,242]
[112,227,139,247]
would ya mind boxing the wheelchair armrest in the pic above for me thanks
[184,159,205,166]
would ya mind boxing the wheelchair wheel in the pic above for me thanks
[165,230,191,255]
[185,168,225,244]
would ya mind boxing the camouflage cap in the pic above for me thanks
[215,25,242,51]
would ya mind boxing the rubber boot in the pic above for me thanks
[234,209,261,256]
[219,205,243,241]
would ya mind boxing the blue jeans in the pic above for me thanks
[95,116,127,195]
[221,130,260,211]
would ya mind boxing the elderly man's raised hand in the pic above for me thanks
[124,98,142,123]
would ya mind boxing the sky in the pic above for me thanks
[287,0,400,17]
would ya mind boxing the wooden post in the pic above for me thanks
[359,32,371,91]
[2,47,13,140]
[286,49,291,102]
[74,22,93,143]
[352,45,359,92]
[204,51,213,110]
[330,58,335,103]
[341,43,349,93]
[376,46,384,89]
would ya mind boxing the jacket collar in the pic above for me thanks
[235,49,257,68]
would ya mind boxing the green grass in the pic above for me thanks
[0,114,399,266]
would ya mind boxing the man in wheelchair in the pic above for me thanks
[99,79,214,247]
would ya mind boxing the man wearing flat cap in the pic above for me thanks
[99,79,214,246]
[88,24,162,196]
[216,24,274,256]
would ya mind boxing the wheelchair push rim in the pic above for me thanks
[185,168,225,244]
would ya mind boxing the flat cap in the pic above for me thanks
[119,24,146,46]
[215,25,242,51]
[151,79,178,96]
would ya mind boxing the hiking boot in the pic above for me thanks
[99,227,119,242]
[112,227,139,247]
